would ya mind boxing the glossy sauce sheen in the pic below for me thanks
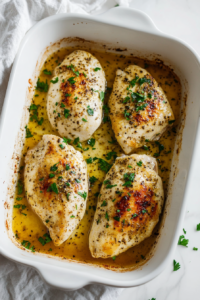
[12,47,181,271]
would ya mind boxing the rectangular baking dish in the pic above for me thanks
[1,7,200,290]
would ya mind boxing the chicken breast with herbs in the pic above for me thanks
[109,65,175,154]
[47,50,106,141]
[89,154,164,258]
[24,134,88,246]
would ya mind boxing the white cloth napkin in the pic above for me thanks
[0,0,132,299]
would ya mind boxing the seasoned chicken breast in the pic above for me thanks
[89,154,164,258]
[47,50,106,141]
[109,65,175,154]
[24,134,88,246]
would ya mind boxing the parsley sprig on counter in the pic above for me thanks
[173,260,180,271]
[178,235,189,247]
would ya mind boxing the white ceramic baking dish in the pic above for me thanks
[1,7,200,290]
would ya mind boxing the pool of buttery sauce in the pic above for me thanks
[12,46,181,271]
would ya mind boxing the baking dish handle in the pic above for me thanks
[96,7,160,35]
[38,266,91,290]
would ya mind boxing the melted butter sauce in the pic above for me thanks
[12,46,181,271]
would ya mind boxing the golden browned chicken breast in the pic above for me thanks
[47,50,106,141]
[109,65,175,154]
[89,154,164,258]
[24,134,88,246]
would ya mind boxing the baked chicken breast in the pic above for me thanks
[89,154,164,258]
[47,50,106,141]
[109,65,175,154]
[24,134,88,246]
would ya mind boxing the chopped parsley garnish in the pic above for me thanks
[66,182,70,187]
[193,247,198,251]
[21,240,31,249]
[137,160,142,167]
[131,92,146,103]
[135,103,148,112]
[87,138,95,147]
[89,176,98,184]
[50,77,58,84]
[78,191,87,200]
[103,105,109,114]
[183,228,186,234]
[112,256,116,261]
[38,233,52,246]
[128,165,132,168]
[105,211,109,221]
[50,163,59,172]
[178,235,189,247]
[99,91,105,101]
[113,216,120,222]
[43,69,52,75]
[94,67,101,72]
[67,193,70,200]
[86,157,93,164]
[59,144,65,149]
[155,141,164,153]
[98,158,112,173]
[16,197,23,201]
[87,105,94,116]
[35,78,49,92]
[64,109,70,118]
[197,223,200,231]
[142,209,147,214]
[105,151,117,160]
[123,96,130,104]
[108,138,117,144]
[127,208,131,211]
[173,260,181,271]
[49,173,55,178]
[75,179,81,183]
[82,118,87,122]
[123,173,135,187]
[65,93,71,97]
[68,77,76,85]
[29,104,38,110]
[106,184,117,189]
[74,97,78,100]
[138,77,151,86]
[67,64,79,77]
[129,75,139,87]
[14,205,21,209]
[17,180,23,194]
[25,126,33,138]
[66,164,70,170]
[70,215,75,218]
[63,137,71,144]
[143,145,149,151]
[47,182,59,194]
[124,110,131,120]
[132,213,138,218]
[60,103,65,108]
[112,199,116,202]
[101,201,107,207]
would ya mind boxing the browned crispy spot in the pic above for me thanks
[113,186,158,231]
[60,73,88,106]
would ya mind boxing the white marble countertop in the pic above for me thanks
[115,0,200,299]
